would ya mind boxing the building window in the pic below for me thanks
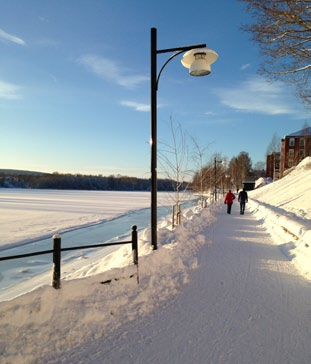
[289,138,295,146]
[299,138,305,147]
[288,149,294,156]
[299,149,305,158]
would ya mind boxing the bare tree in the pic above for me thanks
[192,153,227,203]
[266,132,281,155]
[300,120,311,160]
[241,0,311,104]
[190,137,211,208]
[159,117,190,226]
[228,157,240,192]
[302,120,310,132]
[228,152,252,191]
[192,164,214,200]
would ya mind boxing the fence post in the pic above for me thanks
[52,234,61,289]
[177,202,181,225]
[131,225,138,265]
[172,205,175,229]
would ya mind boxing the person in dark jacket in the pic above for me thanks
[224,189,235,214]
[238,188,248,214]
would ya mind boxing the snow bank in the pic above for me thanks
[0,205,215,364]
[255,176,273,188]
[249,157,311,279]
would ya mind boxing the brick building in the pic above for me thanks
[266,126,311,179]
[266,152,280,180]
[280,127,311,177]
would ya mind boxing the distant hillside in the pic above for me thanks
[0,169,46,176]
[0,170,178,191]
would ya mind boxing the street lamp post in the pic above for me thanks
[150,27,218,250]
[214,156,222,202]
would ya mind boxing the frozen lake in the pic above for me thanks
[0,189,198,300]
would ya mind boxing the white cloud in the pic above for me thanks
[215,76,302,116]
[240,63,251,71]
[0,28,26,46]
[120,100,150,112]
[78,54,148,88]
[35,38,61,47]
[0,81,22,100]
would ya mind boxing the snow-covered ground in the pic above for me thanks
[0,157,310,363]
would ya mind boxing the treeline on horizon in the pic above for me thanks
[0,171,180,192]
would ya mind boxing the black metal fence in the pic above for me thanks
[0,225,138,289]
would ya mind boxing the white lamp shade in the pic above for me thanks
[190,58,211,76]
[181,48,218,76]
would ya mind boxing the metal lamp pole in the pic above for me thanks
[214,157,217,202]
[150,27,208,250]
[214,156,223,202]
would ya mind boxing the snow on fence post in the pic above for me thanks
[52,234,61,289]
[131,225,138,265]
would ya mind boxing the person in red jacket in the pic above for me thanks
[224,189,235,214]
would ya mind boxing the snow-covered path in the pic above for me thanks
[56,204,311,364]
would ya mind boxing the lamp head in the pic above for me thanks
[181,48,218,76]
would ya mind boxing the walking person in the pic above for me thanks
[238,188,248,215]
[224,189,235,214]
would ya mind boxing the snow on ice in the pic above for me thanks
[0,158,310,363]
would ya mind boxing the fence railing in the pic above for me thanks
[0,225,138,289]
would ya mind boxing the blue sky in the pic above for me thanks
[0,0,309,178]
